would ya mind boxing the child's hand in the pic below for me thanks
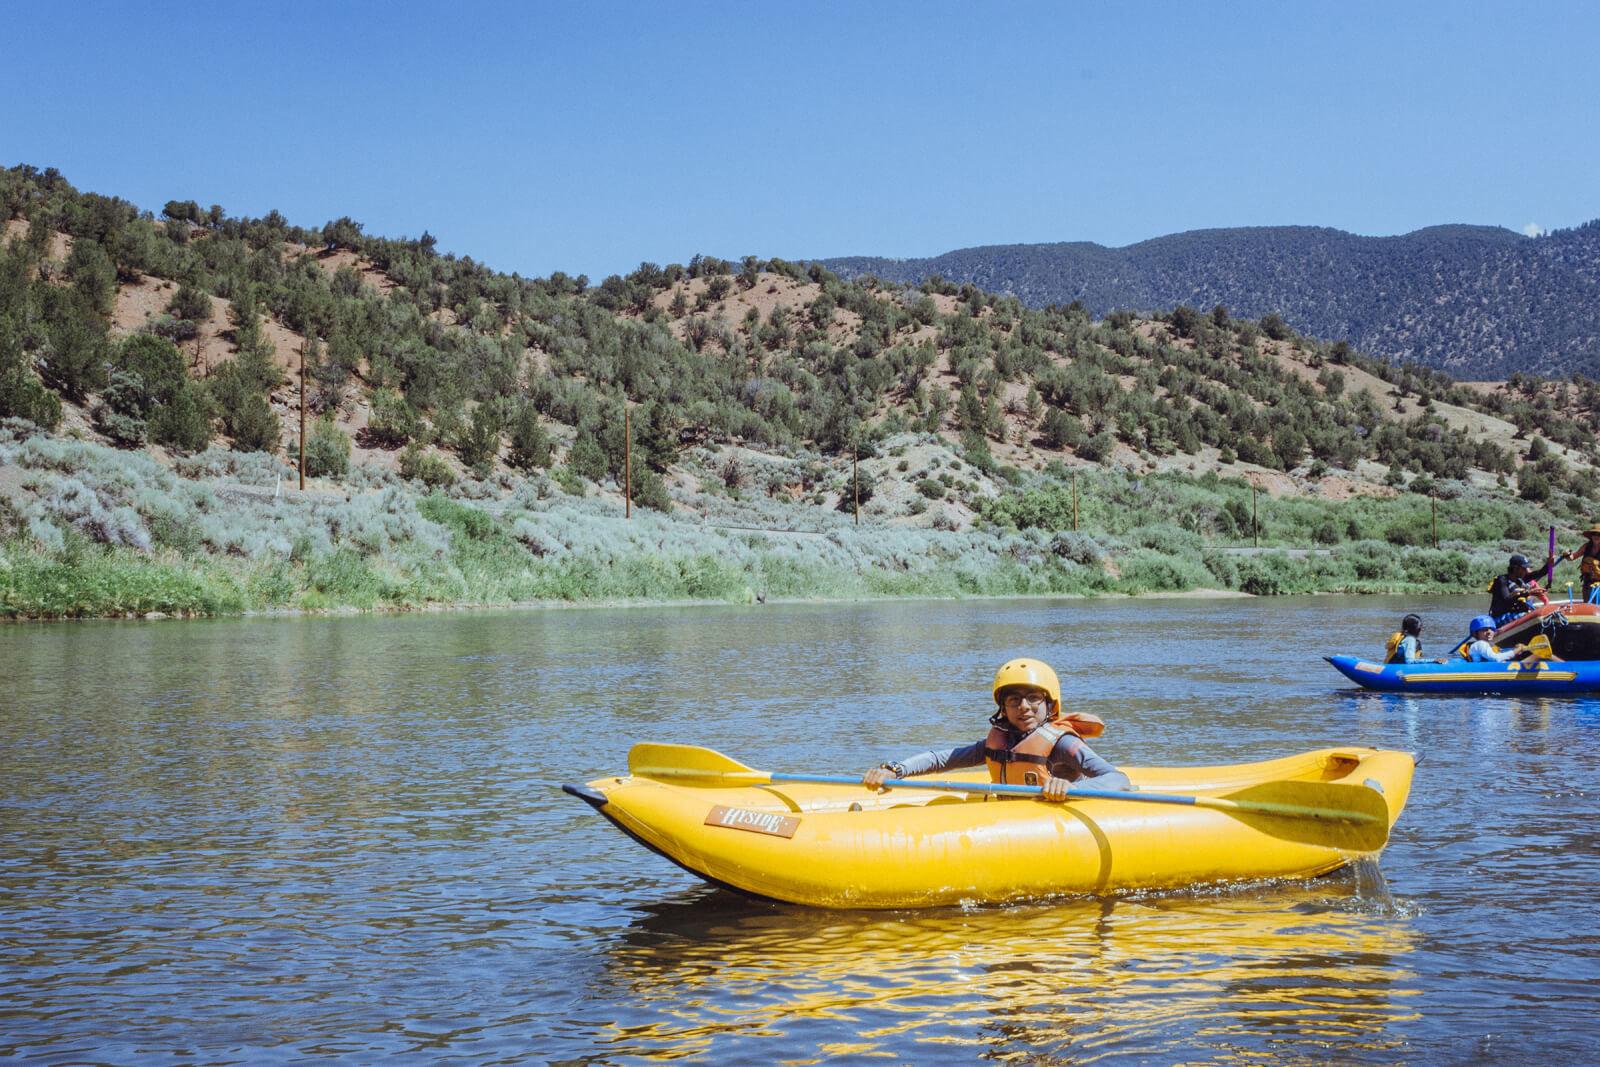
[1040,778,1073,802]
[861,767,894,791]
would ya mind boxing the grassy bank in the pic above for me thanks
[0,422,1571,620]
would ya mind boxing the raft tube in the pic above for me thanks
[1488,601,1600,661]
[1326,653,1600,694]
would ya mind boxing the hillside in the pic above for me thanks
[819,221,1600,381]
[7,162,1600,617]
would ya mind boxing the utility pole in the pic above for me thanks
[624,403,631,518]
[853,450,859,525]
[1072,470,1078,531]
[298,340,307,490]
[1252,486,1259,548]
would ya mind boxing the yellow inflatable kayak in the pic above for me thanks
[564,743,1414,908]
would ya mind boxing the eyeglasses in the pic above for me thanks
[1002,692,1050,710]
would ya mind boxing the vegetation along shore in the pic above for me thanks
[4,164,1600,620]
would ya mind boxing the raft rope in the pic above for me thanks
[1538,612,1569,634]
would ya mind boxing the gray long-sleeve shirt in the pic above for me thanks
[892,727,1133,792]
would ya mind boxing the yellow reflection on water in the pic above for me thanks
[583,864,1418,1063]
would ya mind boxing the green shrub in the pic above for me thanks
[1412,548,1473,585]
[247,562,297,606]
[145,381,211,453]
[112,335,188,408]
[1,333,64,428]
[553,467,586,495]
[1383,514,1433,547]
[567,434,607,482]
[457,404,501,475]
[1201,549,1240,588]
[1128,524,1205,556]
[978,486,1073,531]
[418,493,496,539]
[508,404,553,470]
[167,284,212,322]
[368,389,420,448]
[227,392,279,455]
[1115,548,1209,593]
[304,415,352,478]
[1342,540,1401,581]
[627,468,673,512]
[1236,552,1305,595]
[399,443,455,488]
[1077,431,1115,462]
[302,547,389,609]
[1519,467,1552,502]
[1048,531,1104,565]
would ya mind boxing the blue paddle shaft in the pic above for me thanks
[767,771,1192,805]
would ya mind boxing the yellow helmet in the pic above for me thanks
[992,658,1060,710]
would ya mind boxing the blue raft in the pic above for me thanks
[1325,654,1600,694]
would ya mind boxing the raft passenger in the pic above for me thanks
[1385,614,1446,664]
[1559,525,1600,603]
[861,658,1133,802]
[1489,553,1550,625]
[1464,615,1532,663]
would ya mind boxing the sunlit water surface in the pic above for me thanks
[4,595,1599,1064]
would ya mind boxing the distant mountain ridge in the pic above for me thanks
[819,220,1600,380]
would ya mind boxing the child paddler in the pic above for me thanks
[1464,615,1534,663]
[1385,613,1451,664]
[861,657,1133,801]
[1385,614,1426,664]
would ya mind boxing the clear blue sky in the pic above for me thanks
[5,0,1596,282]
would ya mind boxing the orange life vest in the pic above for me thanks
[984,712,1105,785]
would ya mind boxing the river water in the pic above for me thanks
[3,594,1598,1065]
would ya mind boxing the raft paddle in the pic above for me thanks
[626,743,1391,852]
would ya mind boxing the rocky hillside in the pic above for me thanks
[6,161,1600,534]
[15,165,1600,619]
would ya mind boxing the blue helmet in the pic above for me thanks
[1470,614,1497,635]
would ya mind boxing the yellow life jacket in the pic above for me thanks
[1385,632,1403,658]
[983,713,1105,785]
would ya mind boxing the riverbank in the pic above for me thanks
[1,423,1563,621]
[2,584,1271,625]
[0,494,1496,622]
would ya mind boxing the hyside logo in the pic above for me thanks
[704,805,801,838]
